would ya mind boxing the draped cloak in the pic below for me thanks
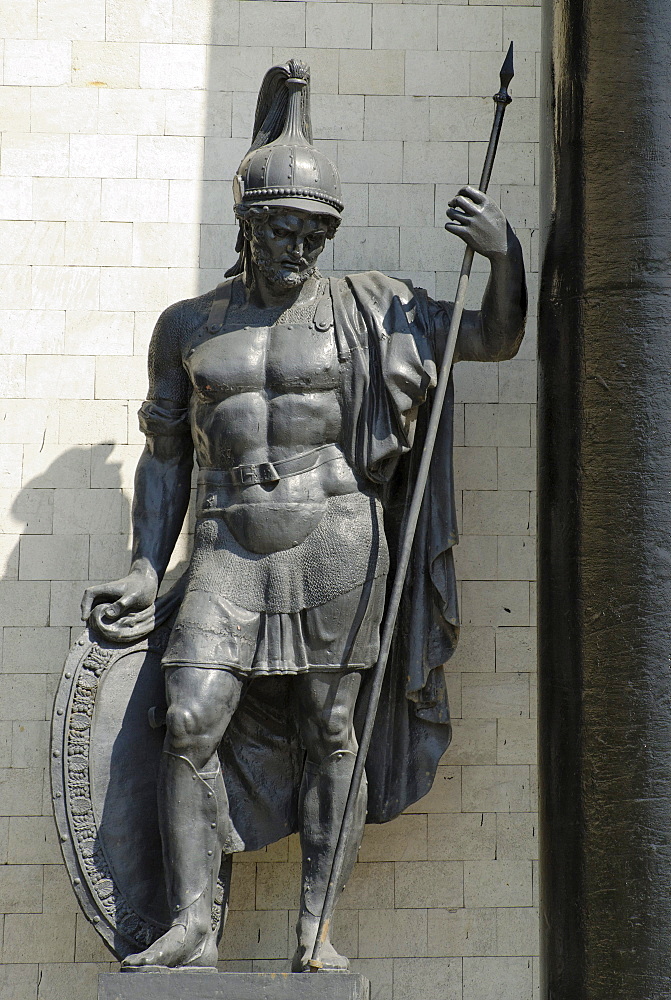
[105,270,462,850]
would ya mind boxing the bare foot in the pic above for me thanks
[122,905,218,970]
[291,915,349,973]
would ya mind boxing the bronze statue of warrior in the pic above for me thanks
[81,60,527,971]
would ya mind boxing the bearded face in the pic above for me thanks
[246,209,329,290]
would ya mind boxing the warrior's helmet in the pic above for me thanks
[227,60,343,276]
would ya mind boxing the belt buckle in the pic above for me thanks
[235,462,279,486]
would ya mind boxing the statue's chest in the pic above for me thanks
[185,322,340,400]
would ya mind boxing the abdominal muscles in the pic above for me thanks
[191,388,360,552]
[192,390,342,470]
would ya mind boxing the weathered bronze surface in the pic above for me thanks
[53,59,527,972]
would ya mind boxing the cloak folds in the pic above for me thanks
[100,271,459,850]
[335,271,458,822]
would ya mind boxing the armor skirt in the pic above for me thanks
[161,491,389,677]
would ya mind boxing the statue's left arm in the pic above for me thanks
[443,185,527,363]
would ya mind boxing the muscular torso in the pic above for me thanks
[181,280,362,551]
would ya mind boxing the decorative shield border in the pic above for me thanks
[50,627,172,958]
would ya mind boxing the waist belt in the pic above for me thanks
[197,444,344,488]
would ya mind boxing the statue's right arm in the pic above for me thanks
[81,303,194,624]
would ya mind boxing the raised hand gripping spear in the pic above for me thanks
[309,42,515,972]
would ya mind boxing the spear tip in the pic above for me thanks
[500,40,514,89]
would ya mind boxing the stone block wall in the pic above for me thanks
[0,2,540,998]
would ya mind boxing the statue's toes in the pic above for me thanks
[121,928,188,969]
[121,925,217,971]
[121,949,158,969]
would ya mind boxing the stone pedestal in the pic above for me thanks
[98,970,370,1000]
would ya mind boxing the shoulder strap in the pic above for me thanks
[313,280,333,332]
[206,279,235,334]
[328,277,352,363]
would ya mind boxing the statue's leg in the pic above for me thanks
[291,669,367,973]
[122,666,244,969]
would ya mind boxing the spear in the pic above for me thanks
[309,42,515,971]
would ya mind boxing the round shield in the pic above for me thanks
[51,625,172,958]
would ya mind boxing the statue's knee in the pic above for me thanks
[325,703,352,743]
[303,705,354,760]
[165,703,204,749]
[164,704,222,768]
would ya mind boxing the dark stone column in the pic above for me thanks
[538,2,671,998]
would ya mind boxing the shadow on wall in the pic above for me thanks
[3,445,193,653]
[2,447,131,656]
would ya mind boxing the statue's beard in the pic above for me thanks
[251,244,318,290]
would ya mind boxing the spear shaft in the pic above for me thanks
[308,42,515,972]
